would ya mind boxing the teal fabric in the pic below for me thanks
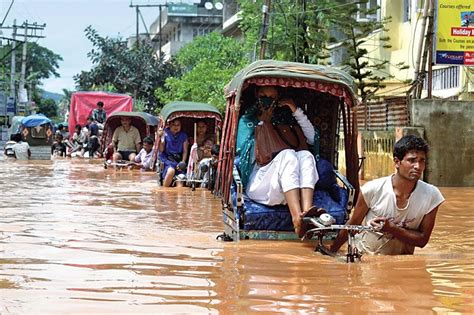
[236,107,258,188]
[312,127,321,161]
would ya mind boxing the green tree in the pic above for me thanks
[334,2,393,104]
[238,0,406,104]
[238,0,343,63]
[36,98,58,118]
[155,32,249,112]
[0,42,62,96]
[74,26,177,113]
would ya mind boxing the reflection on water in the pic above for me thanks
[0,160,473,313]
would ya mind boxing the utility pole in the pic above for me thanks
[136,5,140,48]
[129,2,168,58]
[416,0,434,99]
[1,20,46,113]
[10,19,16,99]
[18,20,28,103]
[259,0,271,60]
[409,0,435,99]
[158,5,162,59]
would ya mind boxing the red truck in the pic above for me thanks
[68,91,133,137]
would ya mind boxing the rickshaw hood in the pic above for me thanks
[224,60,359,107]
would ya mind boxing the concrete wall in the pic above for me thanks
[410,100,474,186]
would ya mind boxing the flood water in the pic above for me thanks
[0,159,473,314]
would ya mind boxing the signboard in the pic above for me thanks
[167,3,198,16]
[435,1,474,65]
[0,92,6,116]
[6,97,16,115]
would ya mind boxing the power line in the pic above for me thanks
[0,0,15,26]
[268,1,359,16]
[138,10,150,35]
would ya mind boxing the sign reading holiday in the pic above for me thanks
[435,1,473,65]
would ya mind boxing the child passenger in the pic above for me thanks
[51,133,67,158]
[132,136,155,171]
[196,136,216,187]
[197,136,214,161]
[158,119,189,187]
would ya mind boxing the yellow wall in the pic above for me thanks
[360,0,472,99]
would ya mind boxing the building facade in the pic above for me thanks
[329,0,473,100]
[149,1,223,61]
[222,0,242,39]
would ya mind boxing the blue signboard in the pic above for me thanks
[435,51,466,65]
[6,97,16,115]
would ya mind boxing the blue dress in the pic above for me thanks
[159,128,188,179]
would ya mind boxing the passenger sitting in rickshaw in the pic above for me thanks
[158,118,189,187]
[190,120,215,147]
[130,136,155,171]
[187,120,217,187]
[195,136,215,185]
[111,116,141,165]
[238,86,320,237]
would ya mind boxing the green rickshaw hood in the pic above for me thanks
[225,60,358,107]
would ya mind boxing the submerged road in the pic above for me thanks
[0,159,473,313]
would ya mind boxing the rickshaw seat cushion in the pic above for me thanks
[233,184,348,231]
[315,158,337,190]
[315,158,341,203]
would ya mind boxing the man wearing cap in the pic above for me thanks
[91,101,107,124]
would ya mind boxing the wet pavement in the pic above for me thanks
[0,159,473,313]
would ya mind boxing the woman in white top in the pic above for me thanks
[245,86,320,237]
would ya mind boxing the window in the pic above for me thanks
[193,27,212,38]
[357,0,380,22]
[403,0,411,22]
[423,66,460,90]
[415,0,425,12]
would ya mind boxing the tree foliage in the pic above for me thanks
[155,32,249,113]
[238,0,344,63]
[36,98,58,118]
[74,26,177,113]
[0,42,62,95]
[334,2,394,104]
[237,0,402,103]
[58,88,73,120]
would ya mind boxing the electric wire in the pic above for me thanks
[0,0,15,26]
[268,1,360,16]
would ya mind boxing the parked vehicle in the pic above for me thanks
[3,116,25,158]
[8,115,24,137]
[157,101,223,189]
[215,60,360,242]
[101,111,159,165]
[20,114,54,147]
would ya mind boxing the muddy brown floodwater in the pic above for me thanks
[0,159,473,314]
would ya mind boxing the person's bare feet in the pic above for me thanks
[293,217,301,237]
